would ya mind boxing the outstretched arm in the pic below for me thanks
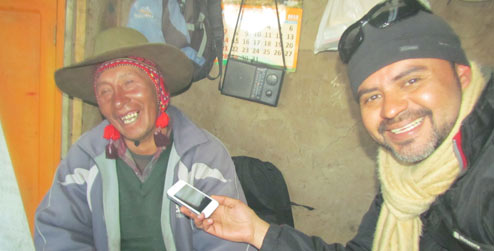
[183,194,384,251]
[180,195,270,249]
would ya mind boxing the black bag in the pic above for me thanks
[127,0,224,86]
[233,156,295,227]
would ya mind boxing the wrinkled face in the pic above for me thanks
[95,65,158,145]
[358,58,469,164]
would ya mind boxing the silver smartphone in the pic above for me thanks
[167,180,219,218]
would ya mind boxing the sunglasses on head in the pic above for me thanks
[338,0,432,64]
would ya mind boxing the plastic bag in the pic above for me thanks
[313,0,381,53]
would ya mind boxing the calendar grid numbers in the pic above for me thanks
[222,3,303,72]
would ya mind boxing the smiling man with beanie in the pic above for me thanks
[179,0,494,250]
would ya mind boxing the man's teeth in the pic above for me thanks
[122,112,138,124]
[391,117,424,134]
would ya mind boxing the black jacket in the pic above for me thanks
[261,70,494,251]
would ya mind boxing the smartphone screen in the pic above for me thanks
[174,184,213,213]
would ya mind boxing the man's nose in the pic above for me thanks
[381,94,407,119]
[113,87,129,108]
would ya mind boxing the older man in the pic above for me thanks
[34,27,253,251]
[182,0,494,250]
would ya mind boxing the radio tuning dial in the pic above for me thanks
[266,74,278,85]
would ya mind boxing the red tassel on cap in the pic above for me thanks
[103,124,120,159]
[155,113,169,128]
[154,113,170,147]
[103,124,120,140]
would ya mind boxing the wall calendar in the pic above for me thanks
[222,1,303,72]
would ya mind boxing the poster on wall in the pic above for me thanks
[222,0,303,72]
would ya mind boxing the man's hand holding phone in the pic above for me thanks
[180,195,270,249]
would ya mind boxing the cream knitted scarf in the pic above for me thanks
[372,63,486,251]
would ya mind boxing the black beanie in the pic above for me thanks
[346,10,469,99]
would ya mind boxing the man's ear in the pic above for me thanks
[455,63,472,90]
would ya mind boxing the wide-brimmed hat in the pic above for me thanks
[55,27,194,105]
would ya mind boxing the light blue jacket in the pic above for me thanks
[34,105,253,251]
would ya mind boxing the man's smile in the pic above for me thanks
[121,111,139,124]
[390,117,424,134]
